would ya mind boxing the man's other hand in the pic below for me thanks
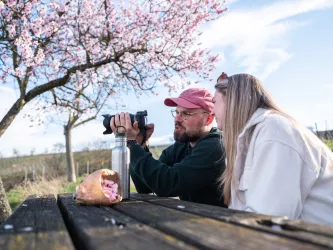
[135,123,154,145]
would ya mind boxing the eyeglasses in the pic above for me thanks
[171,110,208,120]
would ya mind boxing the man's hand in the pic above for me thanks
[110,112,155,146]
[135,123,155,146]
[110,112,139,140]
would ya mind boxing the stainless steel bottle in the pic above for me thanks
[111,130,130,200]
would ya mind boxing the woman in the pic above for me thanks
[212,72,333,225]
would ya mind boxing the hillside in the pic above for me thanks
[0,144,170,191]
[1,138,332,192]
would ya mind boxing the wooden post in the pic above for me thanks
[32,167,36,182]
[76,162,79,177]
[87,161,89,175]
[42,165,45,181]
[315,123,319,137]
[25,168,28,186]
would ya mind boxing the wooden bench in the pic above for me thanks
[1,193,333,249]
[0,194,74,250]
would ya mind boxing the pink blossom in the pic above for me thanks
[1,73,8,84]
[8,25,16,38]
[7,0,16,8]
[15,68,24,78]
[2,0,225,110]
[53,61,60,71]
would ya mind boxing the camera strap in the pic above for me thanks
[141,127,147,146]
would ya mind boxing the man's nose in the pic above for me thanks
[174,113,183,122]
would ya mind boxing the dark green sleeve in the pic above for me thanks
[130,139,224,197]
[130,163,152,193]
[130,145,174,193]
[158,145,175,166]
[130,147,153,193]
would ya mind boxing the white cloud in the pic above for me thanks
[200,0,333,79]
[149,133,174,145]
[226,0,239,5]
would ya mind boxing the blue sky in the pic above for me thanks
[1,0,333,157]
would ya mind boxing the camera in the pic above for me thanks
[102,110,148,135]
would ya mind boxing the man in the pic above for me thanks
[110,88,226,206]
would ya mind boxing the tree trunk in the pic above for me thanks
[0,177,12,224]
[0,98,26,137]
[64,124,76,183]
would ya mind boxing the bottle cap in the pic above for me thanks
[115,126,127,137]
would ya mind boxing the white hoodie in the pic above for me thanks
[229,108,333,225]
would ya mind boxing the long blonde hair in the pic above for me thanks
[215,73,333,205]
[215,73,289,205]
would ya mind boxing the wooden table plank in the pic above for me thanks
[58,194,198,250]
[0,194,74,250]
[112,196,326,250]
[131,193,333,249]
[0,233,35,250]
[130,193,333,248]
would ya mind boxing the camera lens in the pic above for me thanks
[102,114,114,134]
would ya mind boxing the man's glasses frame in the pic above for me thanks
[171,110,208,120]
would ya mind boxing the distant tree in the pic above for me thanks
[30,147,36,156]
[82,146,90,152]
[12,148,20,157]
[52,143,65,153]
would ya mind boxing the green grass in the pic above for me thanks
[61,175,86,193]
[7,173,137,211]
[7,188,25,210]
[324,140,333,151]
[7,175,87,210]
[130,185,137,193]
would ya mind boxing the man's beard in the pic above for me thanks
[174,123,204,143]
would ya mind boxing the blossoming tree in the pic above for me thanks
[0,0,226,136]
[0,0,226,221]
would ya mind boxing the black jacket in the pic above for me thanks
[130,128,226,206]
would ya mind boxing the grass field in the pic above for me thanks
[325,140,333,151]
[7,174,137,210]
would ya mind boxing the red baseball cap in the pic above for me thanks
[164,88,214,112]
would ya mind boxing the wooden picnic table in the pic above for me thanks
[1,193,333,250]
